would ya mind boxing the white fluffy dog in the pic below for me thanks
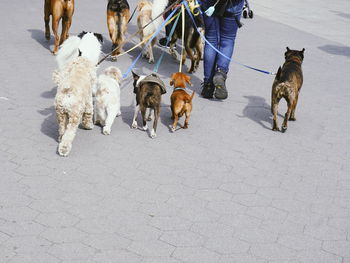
[151,0,168,31]
[93,66,123,135]
[53,32,102,156]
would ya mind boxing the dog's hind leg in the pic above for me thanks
[82,101,94,130]
[147,108,153,121]
[271,101,280,131]
[58,115,79,157]
[107,12,118,56]
[103,106,118,135]
[51,15,61,54]
[141,107,148,131]
[131,105,139,129]
[289,93,299,121]
[56,111,67,142]
[281,99,293,133]
[44,0,51,40]
[150,107,159,138]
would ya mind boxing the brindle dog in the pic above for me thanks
[271,47,305,132]
[107,0,130,57]
[44,0,75,54]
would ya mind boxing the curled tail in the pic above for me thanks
[185,91,195,103]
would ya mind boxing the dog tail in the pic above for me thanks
[185,90,195,103]
[56,36,81,70]
[275,66,282,81]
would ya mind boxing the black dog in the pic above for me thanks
[169,6,204,73]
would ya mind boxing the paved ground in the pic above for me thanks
[1,0,350,262]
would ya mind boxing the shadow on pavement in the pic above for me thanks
[38,106,58,142]
[41,87,57,99]
[28,29,51,52]
[318,44,350,57]
[238,95,274,130]
[331,10,350,20]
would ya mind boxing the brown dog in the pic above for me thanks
[107,0,130,57]
[131,72,166,138]
[44,0,75,55]
[170,72,195,132]
[271,47,305,132]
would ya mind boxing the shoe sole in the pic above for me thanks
[214,86,228,100]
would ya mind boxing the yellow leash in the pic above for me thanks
[179,4,185,72]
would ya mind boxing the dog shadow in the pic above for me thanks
[237,96,278,130]
[41,87,57,99]
[318,44,350,57]
[27,29,51,52]
[38,106,59,142]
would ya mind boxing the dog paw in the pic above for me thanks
[183,124,188,129]
[150,129,157,138]
[82,123,94,130]
[281,126,287,133]
[142,125,148,131]
[171,126,176,132]
[272,127,280,132]
[103,127,111,135]
[131,121,138,129]
[58,143,71,157]
[110,56,117,62]
[116,111,121,117]
[289,117,296,121]
[148,59,154,64]
[147,116,153,121]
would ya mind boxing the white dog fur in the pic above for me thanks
[93,66,123,135]
[137,0,156,63]
[53,32,102,156]
[56,32,102,70]
[151,0,168,32]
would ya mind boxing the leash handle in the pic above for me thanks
[179,4,185,73]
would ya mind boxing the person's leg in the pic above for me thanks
[201,14,219,98]
[213,0,244,99]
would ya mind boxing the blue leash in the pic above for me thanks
[123,6,180,78]
[183,1,275,75]
[153,12,182,73]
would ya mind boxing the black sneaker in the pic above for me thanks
[213,69,228,100]
[158,37,176,48]
[201,81,214,99]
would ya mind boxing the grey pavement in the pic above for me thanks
[0,0,350,262]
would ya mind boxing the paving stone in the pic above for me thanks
[173,247,221,263]
[160,230,206,247]
[128,239,175,257]
[35,212,80,228]
[48,243,96,261]
[205,236,250,254]
[93,249,143,263]
[40,227,87,243]
[0,221,47,237]
[250,243,297,262]
[190,222,235,238]
[3,236,51,254]
[7,253,61,263]
[83,233,131,250]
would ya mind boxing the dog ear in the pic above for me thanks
[132,71,139,81]
[170,73,175,86]
[185,74,193,86]
[78,31,87,39]
[94,33,104,43]
[138,1,145,11]
[286,47,290,51]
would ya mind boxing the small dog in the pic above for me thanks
[53,32,102,156]
[44,0,75,54]
[93,66,123,135]
[107,0,130,57]
[137,0,156,63]
[169,6,204,73]
[131,72,166,138]
[271,47,305,132]
[170,72,195,131]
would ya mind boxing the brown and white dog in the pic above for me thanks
[93,66,123,135]
[44,0,75,54]
[131,72,166,138]
[170,72,195,131]
[107,0,130,57]
[137,0,156,63]
[271,47,305,132]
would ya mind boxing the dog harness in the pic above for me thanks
[174,87,186,91]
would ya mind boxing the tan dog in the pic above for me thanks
[271,47,305,132]
[137,0,156,63]
[44,0,75,55]
[170,72,195,132]
[107,0,130,57]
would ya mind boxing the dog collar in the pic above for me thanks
[174,87,186,91]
